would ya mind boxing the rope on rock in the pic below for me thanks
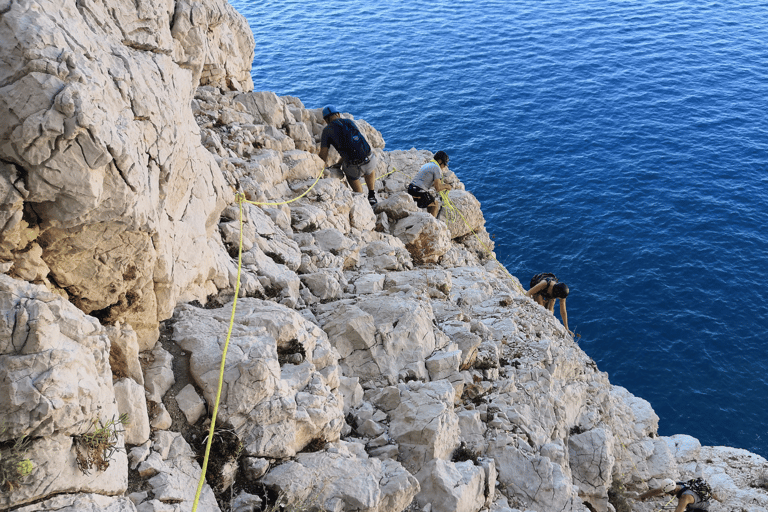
[439,189,525,294]
[244,165,326,206]
[191,193,246,512]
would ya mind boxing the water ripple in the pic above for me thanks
[231,0,768,457]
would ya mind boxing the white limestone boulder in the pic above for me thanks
[316,295,439,385]
[440,190,485,240]
[414,458,487,512]
[172,299,344,458]
[0,275,115,440]
[134,432,220,512]
[568,428,616,512]
[394,211,452,264]
[388,380,461,474]
[114,378,151,446]
[0,433,128,509]
[260,441,419,512]
[12,494,138,512]
[0,0,251,347]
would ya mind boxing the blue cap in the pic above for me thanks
[322,105,339,118]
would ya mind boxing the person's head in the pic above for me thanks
[552,282,569,299]
[660,478,677,494]
[434,150,449,167]
[322,105,340,123]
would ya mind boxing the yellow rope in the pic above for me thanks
[438,190,525,294]
[191,193,246,512]
[653,494,677,512]
[244,166,326,206]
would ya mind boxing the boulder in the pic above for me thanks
[260,441,419,512]
[172,299,344,458]
[393,212,451,264]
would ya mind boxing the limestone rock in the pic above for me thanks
[0,275,115,440]
[114,378,151,446]
[394,212,452,264]
[12,494,138,512]
[440,190,485,240]
[414,458,487,512]
[260,441,419,512]
[172,299,344,458]
[0,0,250,346]
[388,380,461,474]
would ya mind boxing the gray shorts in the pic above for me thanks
[342,153,377,180]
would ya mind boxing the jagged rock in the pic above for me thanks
[0,0,255,347]
[377,191,420,221]
[107,324,144,386]
[388,380,461,474]
[260,440,419,512]
[316,295,440,385]
[568,428,616,512]
[12,494,138,512]
[414,458,487,512]
[114,378,151,446]
[143,344,176,404]
[0,275,115,440]
[134,432,220,512]
[353,273,386,294]
[172,299,344,458]
[394,212,452,264]
[441,190,485,240]
[174,384,207,425]
[0,433,128,509]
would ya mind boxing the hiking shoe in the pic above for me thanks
[368,193,377,208]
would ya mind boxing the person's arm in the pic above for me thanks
[432,177,451,193]
[318,146,342,168]
[319,128,342,168]
[526,281,548,298]
[637,488,664,501]
[560,298,572,335]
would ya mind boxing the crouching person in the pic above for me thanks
[407,150,451,218]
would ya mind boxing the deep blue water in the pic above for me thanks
[230,0,768,458]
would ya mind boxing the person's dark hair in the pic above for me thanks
[553,282,569,299]
[434,150,449,165]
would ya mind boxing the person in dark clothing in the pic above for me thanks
[526,273,571,335]
[318,105,377,207]
[636,477,720,512]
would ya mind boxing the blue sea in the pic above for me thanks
[229,0,768,458]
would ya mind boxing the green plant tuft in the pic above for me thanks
[73,413,129,474]
[0,430,34,492]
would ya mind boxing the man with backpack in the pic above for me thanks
[318,105,378,208]
[636,477,720,511]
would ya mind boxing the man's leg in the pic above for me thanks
[427,200,440,217]
[364,170,376,193]
[346,175,363,193]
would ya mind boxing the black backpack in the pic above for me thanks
[530,272,557,289]
[680,478,712,502]
[333,118,371,162]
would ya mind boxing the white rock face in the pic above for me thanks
[0,275,115,439]
[389,381,461,475]
[414,458,487,512]
[260,440,419,512]
[172,299,344,458]
[394,211,452,264]
[0,0,254,347]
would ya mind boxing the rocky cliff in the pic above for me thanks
[1,1,766,511]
